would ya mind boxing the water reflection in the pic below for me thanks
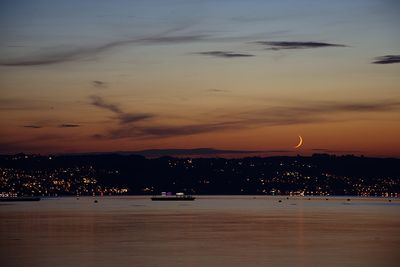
[0,196,399,267]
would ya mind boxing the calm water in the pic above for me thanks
[1,196,399,267]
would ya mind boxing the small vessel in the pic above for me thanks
[151,192,195,201]
[0,197,41,202]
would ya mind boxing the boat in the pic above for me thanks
[151,192,195,201]
[0,197,41,202]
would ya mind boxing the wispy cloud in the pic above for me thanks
[372,55,400,64]
[1,47,100,66]
[143,35,207,44]
[0,34,210,67]
[197,51,254,58]
[58,124,80,128]
[90,95,122,114]
[95,121,238,140]
[237,100,400,127]
[335,102,398,112]
[23,123,81,128]
[256,41,347,50]
[92,80,108,89]
[206,89,230,93]
[89,95,154,124]
[92,99,400,140]
[4,35,345,66]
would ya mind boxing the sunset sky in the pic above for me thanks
[0,0,399,156]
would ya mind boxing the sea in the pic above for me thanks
[1,196,399,267]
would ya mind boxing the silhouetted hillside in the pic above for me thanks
[1,153,399,196]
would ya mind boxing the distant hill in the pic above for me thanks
[58,148,262,157]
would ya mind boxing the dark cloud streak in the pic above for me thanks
[118,113,154,124]
[197,51,254,58]
[58,124,80,128]
[256,41,347,50]
[206,89,230,93]
[23,125,42,129]
[372,55,400,64]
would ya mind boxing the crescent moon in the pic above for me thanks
[294,135,303,148]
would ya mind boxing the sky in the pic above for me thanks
[0,0,399,157]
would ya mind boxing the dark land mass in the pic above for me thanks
[0,153,399,197]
